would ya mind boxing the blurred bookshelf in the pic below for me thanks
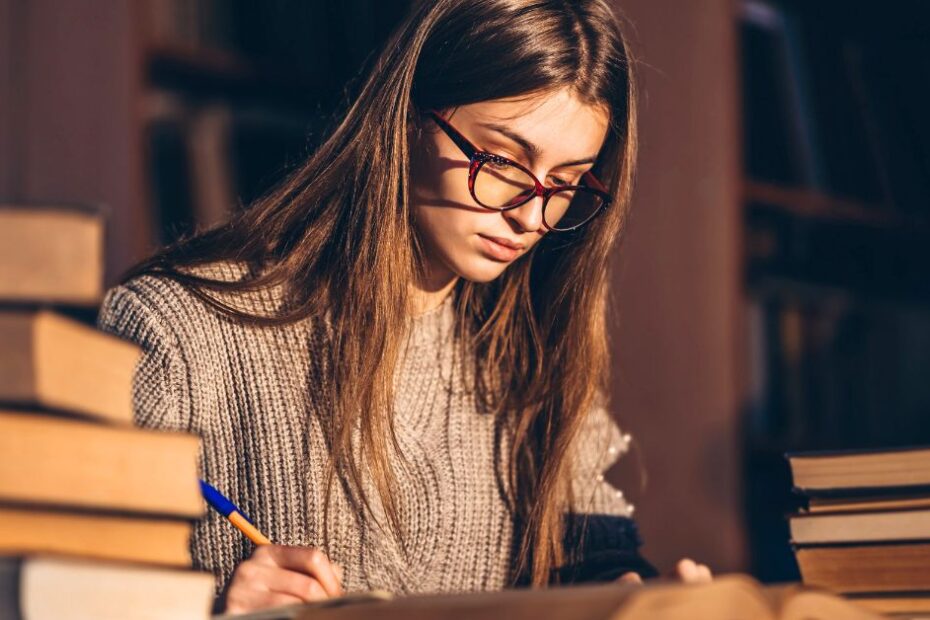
[0,1,415,281]
[739,0,930,582]
[133,0,413,245]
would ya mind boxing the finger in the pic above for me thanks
[675,558,699,582]
[616,571,643,585]
[333,562,345,585]
[263,567,329,602]
[256,545,343,597]
[695,563,713,583]
[224,588,303,614]
[229,562,330,604]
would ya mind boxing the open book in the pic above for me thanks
[212,574,882,620]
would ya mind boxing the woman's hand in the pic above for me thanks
[223,544,345,614]
[617,558,713,585]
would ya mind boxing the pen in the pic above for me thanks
[199,479,272,545]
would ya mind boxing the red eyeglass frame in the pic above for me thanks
[425,109,612,232]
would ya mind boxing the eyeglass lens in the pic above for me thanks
[472,160,604,230]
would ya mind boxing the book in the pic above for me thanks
[787,6,887,205]
[0,555,214,620]
[211,592,395,620]
[210,575,881,620]
[188,104,237,230]
[841,25,930,216]
[787,445,930,495]
[0,204,104,306]
[0,410,203,517]
[789,507,930,544]
[145,98,196,244]
[143,94,310,244]
[0,309,139,423]
[138,0,236,51]
[808,493,930,514]
[795,542,930,593]
[0,505,191,566]
[846,592,930,616]
[741,1,816,188]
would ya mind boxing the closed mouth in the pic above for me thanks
[479,234,525,250]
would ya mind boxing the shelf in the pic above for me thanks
[144,43,327,108]
[145,43,255,81]
[743,180,905,227]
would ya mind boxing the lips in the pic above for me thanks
[478,234,523,262]
[479,234,525,250]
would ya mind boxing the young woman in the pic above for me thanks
[98,0,711,613]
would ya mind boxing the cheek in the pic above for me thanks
[414,201,473,257]
[435,159,474,206]
[414,205,535,283]
[411,137,471,205]
[411,153,478,252]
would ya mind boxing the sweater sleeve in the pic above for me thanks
[560,396,659,583]
[96,281,193,433]
[569,397,634,518]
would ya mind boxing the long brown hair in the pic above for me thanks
[124,0,639,587]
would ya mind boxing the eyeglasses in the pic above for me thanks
[425,110,612,232]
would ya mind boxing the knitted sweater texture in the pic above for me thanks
[96,262,635,599]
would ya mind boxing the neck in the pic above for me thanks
[410,266,459,317]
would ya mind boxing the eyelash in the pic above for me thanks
[485,155,575,186]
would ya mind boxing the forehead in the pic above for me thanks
[450,89,610,163]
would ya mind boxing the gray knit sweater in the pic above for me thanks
[96,261,635,599]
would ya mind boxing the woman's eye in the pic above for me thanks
[549,176,571,186]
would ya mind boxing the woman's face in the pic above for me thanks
[409,88,610,287]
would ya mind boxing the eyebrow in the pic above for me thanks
[478,122,598,168]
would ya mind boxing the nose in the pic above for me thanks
[503,193,546,234]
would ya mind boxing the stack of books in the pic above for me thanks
[787,445,930,617]
[0,204,213,619]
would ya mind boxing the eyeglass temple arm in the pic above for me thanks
[426,110,477,159]
[582,170,609,195]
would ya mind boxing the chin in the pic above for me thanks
[448,256,511,283]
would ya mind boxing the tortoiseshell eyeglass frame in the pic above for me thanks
[425,109,612,232]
